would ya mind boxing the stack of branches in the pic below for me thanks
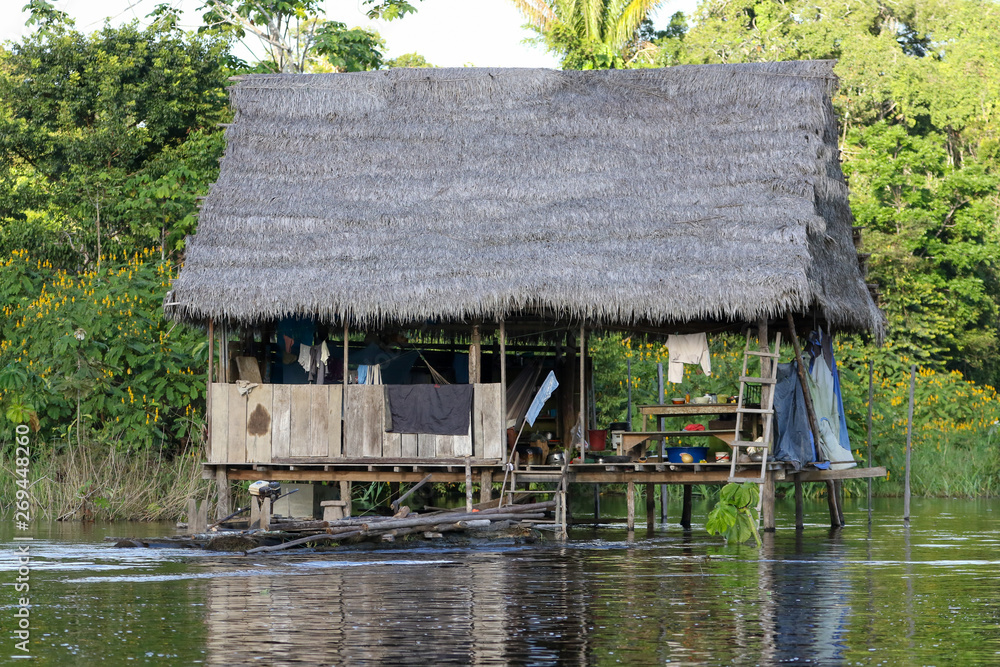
[246,500,554,554]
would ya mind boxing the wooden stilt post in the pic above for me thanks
[593,483,600,522]
[904,365,915,525]
[499,319,506,441]
[342,321,349,387]
[469,324,481,384]
[681,485,692,529]
[645,483,655,531]
[762,471,776,532]
[626,480,636,532]
[826,481,840,527]
[786,313,840,527]
[657,362,667,521]
[579,322,586,457]
[215,466,230,520]
[834,479,846,526]
[794,480,804,530]
[339,480,352,518]
[867,360,874,527]
[479,470,492,503]
[207,318,214,460]
[465,458,473,513]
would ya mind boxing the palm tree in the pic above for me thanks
[512,0,664,69]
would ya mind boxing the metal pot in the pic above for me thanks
[547,452,565,465]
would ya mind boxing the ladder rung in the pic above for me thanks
[728,477,764,484]
[739,375,776,385]
[745,350,780,358]
[730,440,770,448]
[506,490,558,495]
[737,407,773,414]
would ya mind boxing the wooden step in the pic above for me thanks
[744,350,781,358]
[736,407,774,415]
[739,375,776,385]
[730,440,771,448]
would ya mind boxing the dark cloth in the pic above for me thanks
[772,362,828,470]
[385,384,473,436]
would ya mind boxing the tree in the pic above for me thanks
[0,2,235,266]
[199,0,421,73]
[384,52,435,68]
[670,0,1000,384]
[512,0,665,69]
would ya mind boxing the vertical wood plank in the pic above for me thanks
[289,385,311,457]
[328,384,343,458]
[227,385,247,464]
[382,431,402,458]
[381,388,401,457]
[272,385,291,459]
[363,386,384,458]
[453,422,472,457]
[475,383,504,460]
[400,433,418,458]
[435,434,454,459]
[308,386,330,458]
[345,385,383,458]
[417,433,436,459]
[209,383,228,464]
[246,384,273,464]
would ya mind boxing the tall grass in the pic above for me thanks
[0,438,212,522]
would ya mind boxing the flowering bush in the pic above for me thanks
[0,249,207,451]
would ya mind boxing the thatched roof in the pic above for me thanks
[168,61,883,336]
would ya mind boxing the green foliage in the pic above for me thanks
[0,249,207,451]
[670,0,1000,385]
[831,336,1000,497]
[199,0,415,73]
[384,52,435,68]
[0,6,233,264]
[706,482,761,546]
[513,0,664,69]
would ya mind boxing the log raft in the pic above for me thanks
[109,501,555,553]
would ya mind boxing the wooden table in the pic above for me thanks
[612,403,749,455]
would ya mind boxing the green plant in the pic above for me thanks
[705,482,761,547]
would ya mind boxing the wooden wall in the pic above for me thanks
[208,383,504,464]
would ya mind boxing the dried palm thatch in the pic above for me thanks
[167,61,883,337]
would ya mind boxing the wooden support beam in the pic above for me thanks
[215,466,231,520]
[207,318,214,461]
[465,458,473,512]
[762,471,776,532]
[645,482,655,531]
[579,322,586,454]
[469,324,481,383]
[826,481,841,528]
[681,485,692,529]
[479,470,492,503]
[626,480,635,532]
[794,480,804,530]
[834,479,846,526]
[340,480,352,518]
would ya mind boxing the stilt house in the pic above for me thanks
[167,60,884,523]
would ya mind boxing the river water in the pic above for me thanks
[1,496,998,665]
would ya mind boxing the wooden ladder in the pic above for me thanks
[505,456,569,538]
[728,328,781,483]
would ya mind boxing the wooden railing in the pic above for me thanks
[207,383,504,464]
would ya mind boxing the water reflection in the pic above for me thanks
[4,498,1000,664]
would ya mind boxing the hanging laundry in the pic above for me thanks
[297,344,313,372]
[667,333,712,383]
[806,330,856,470]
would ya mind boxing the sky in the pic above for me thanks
[0,0,695,68]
